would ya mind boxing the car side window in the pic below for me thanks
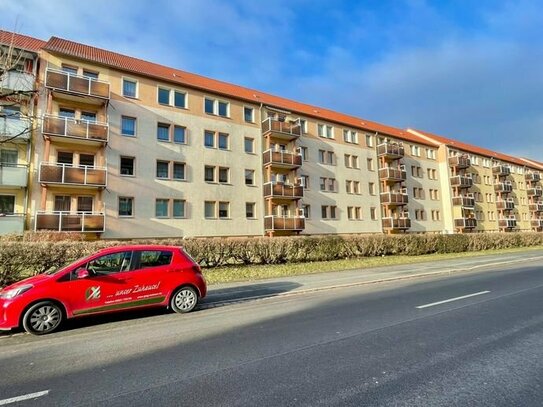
[86,251,134,276]
[139,250,173,269]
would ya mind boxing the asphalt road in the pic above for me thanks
[1,257,542,406]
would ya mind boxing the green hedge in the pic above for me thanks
[1,233,542,287]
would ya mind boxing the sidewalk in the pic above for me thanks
[202,249,543,308]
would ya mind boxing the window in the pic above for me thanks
[415,209,426,221]
[204,131,229,149]
[0,149,18,165]
[413,187,424,199]
[58,108,75,118]
[410,145,420,157]
[120,157,134,176]
[204,130,215,148]
[327,178,336,192]
[81,111,96,122]
[119,197,134,217]
[54,195,71,212]
[57,152,73,165]
[300,146,308,161]
[121,116,136,137]
[369,182,376,195]
[62,65,78,75]
[431,210,441,221]
[299,119,307,133]
[426,149,436,159]
[320,177,326,191]
[429,189,439,200]
[320,177,336,192]
[365,134,374,147]
[345,154,360,169]
[367,158,374,171]
[346,180,361,194]
[370,207,377,220]
[319,150,325,163]
[173,200,186,218]
[87,251,133,275]
[174,91,187,108]
[204,98,214,114]
[204,166,215,182]
[77,196,93,212]
[157,123,170,141]
[318,124,334,139]
[330,206,337,219]
[318,149,335,165]
[411,166,423,178]
[80,154,95,167]
[173,162,186,180]
[244,107,254,123]
[218,133,229,150]
[244,137,254,153]
[156,161,169,178]
[158,88,170,105]
[218,167,229,183]
[204,97,230,117]
[218,101,228,117]
[246,202,256,219]
[301,175,310,189]
[205,201,216,218]
[122,78,137,98]
[347,206,362,220]
[173,126,187,144]
[0,195,15,214]
[83,70,98,80]
[155,199,169,217]
[245,169,255,185]
[139,251,173,268]
[321,205,328,219]
[218,202,229,218]
[343,129,358,144]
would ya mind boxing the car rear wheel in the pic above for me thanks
[22,301,63,335]
[170,286,198,313]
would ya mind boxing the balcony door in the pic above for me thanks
[54,195,71,212]
[77,196,94,213]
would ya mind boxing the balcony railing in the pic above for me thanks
[494,182,513,193]
[0,214,25,235]
[382,217,411,230]
[45,68,110,100]
[0,70,34,92]
[492,165,511,176]
[263,182,303,199]
[452,195,475,207]
[39,162,107,187]
[378,166,407,182]
[263,149,302,168]
[450,175,473,189]
[527,187,543,197]
[531,219,543,229]
[42,115,109,143]
[35,211,105,232]
[496,199,515,211]
[454,218,477,229]
[525,172,541,182]
[380,191,409,206]
[529,203,543,212]
[0,117,31,140]
[498,218,517,229]
[448,155,471,169]
[0,163,28,187]
[264,215,305,231]
[377,142,404,159]
[262,118,301,140]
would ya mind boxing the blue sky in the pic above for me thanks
[2,0,542,160]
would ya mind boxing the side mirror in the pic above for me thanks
[76,268,90,279]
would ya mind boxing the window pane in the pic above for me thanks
[218,202,229,218]
[121,116,136,136]
[204,166,215,182]
[88,252,132,275]
[0,149,18,165]
[204,201,215,218]
[174,91,186,108]
[321,206,327,219]
[81,111,96,122]
[156,161,169,178]
[244,138,254,153]
[79,154,95,167]
[59,108,75,118]
[0,195,15,214]
[173,200,185,218]
[62,65,78,75]
[120,157,134,176]
[158,88,170,105]
[123,79,137,97]
[218,133,228,150]
[77,197,93,212]
[140,250,172,267]
[245,170,254,185]
[173,126,186,143]
[173,163,185,180]
[57,152,73,165]
[204,131,215,147]
[155,199,169,217]
[244,107,254,122]
[218,101,228,117]
[219,167,229,183]
[204,98,214,114]
[119,197,133,216]
[245,202,255,218]
[157,123,170,141]
[83,70,98,79]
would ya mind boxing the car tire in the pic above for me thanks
[170,286,198,314]
[22,301,63,335]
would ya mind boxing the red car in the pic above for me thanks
[0,245,206,335]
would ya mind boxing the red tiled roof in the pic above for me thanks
[519,158,543,171]
[408,128,540,169]
[41,36,435,146]
[0,30,46,53]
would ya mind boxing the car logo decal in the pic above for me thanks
[85,286,101,301]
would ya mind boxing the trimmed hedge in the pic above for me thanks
[1,233,542,287]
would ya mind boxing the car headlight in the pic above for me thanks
[0,284,34,299]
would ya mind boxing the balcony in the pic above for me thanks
[0,70,34,92]
[382,217,411,230]
[529,203,543,212]
[45,68,110,100]
[0,164,28,187]
[378,166,406,183]
[454,218,477,229]
[494,182,513,193]
[498,218,517,229]
[450,175,473,189]
[263,182,303,199]
[527,187,543,197]
[39,162,107,188]
[42,115,109,144]
[264,215,305,231]
[496,199,515,211]
[262,118,301,141]
[35,211,105,232]
[531,219,543,229]
[452,195,475,208]
[377,142,404,159]
[492,165,511,176]
[0,117,32,140]
[448,155,471,169]
[263,149,302,169]
[380,191,409,206]
[525,172,541,182]
[0,214,25,235]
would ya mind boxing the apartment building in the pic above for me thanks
[0,30,541,238]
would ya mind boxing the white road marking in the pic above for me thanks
[416,291,491,309]
[0,390,50,405]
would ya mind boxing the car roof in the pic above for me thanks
[97,245,183,253]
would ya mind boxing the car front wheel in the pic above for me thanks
[170,286,198,313]
[22,301,63,335]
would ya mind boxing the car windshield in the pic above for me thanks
[44,253,92,275]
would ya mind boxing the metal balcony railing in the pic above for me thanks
[0,117,31,140]
[263,182,303,199]
[527,187,543,197]
[496,199,515,211]
[377,142,404,159]
[493,165,511,176]
[45,68,110,99]
[454,218,477,229]
[380,192,409,205]
[525,172,541,182]
[264,215,305,231]
[39,162,107,187]
[531,219,543,228]
[448,155,471,169]
[529,203,543,212]
[378,166,407,182]
[35,211,105,232]
[494,181,513,193]
[263,149,302,168]
[498,218,517,229]
[452,195,475,207]
[262,117,302,140]
[382,217,411,230]
[42,115,109,143]
[450,175,473,189]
